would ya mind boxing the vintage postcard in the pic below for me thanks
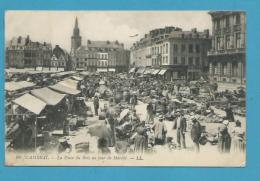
[5,11,246,166]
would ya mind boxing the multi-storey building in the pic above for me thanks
[207,11,246,84]
[71,18,130,72]
[5,36,52,68]
[131,26,211,80]
[50,45,72,71]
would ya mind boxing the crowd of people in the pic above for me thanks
[5,71,246,157]
[74,73,246,158]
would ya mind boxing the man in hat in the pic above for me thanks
[152,115,167,145]
[173,109,187,149]
[93,94,100,116]
[190,116,202,152]
[218,120,231,153]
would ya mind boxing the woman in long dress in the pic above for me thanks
[232,120,245,153]
[218,120,231,153]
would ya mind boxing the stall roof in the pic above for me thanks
[13,93,46,115]
[52,71,76,77]
[108,68,116,72]
[80,71,90,76]
[5,82,23,91]
[129,67,136,73]
[59,79,79,90]
[158,69,168,75]
[71,76,83,81]
[97,68,108,72]
[136,67,146,74]
[49,83,81,95]
[152,69,161,75]
[31,87,66,106]
[5,81,36,92]
[143,68,152,75]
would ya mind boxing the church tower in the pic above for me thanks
[71,17,82,55]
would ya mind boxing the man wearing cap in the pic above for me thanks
[190,116,202,152]
[152,115,167,145]
[218,120,231,153]
[173,109,187,149]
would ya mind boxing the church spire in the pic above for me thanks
[71,16,82,55]
[73,17,80,36]
[75,16,78,28]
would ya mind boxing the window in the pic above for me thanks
[188,57,193,65]
[226,35,231,49]
[181,57,186,65]
[173,57,178,64]
[236,33,241,48]
[235,14,241,24]
[195,57,200,66]
[217,37,221,50]
[166,44,168,53]
[173,44,178,53]
[216,19,220,29]
[189,44,193,53]
[222,63,227,75]
[195,44,200,53]
[181,44,186,52]
[165,56,168,64]
[225,17,230,27]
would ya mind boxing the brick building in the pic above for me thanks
[131,26,211,80]
[5,35,52,69]
[70,17,130,72]
[207,11,246,84]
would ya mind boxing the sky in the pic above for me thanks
[5,11,212,51]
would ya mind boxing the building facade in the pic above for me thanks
[131,27,211,80]
[50,45,72,71]
[5,36,52,68]
[208,11,246,84]
[70,18,130,72]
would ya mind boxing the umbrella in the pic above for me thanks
[88,123,111,138]
[119,109,129,122]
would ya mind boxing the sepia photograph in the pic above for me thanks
[4,11,246,166]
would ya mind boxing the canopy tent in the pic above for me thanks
[13,93,46,115]
[108,68,116,72]
[158,69,168,75]
[129,67,136,73]
[80,71,90,76]
[143,68,153,75]
[49,83,81,95]
[97,68,108,73]
[5,81,36,92]
[152,69,161,75]
[5,82,23,92]
[71,76,83,81]
[31,87,66,106]
[58,79,79,90]
[136,67,146,74]
[51,71,76,77]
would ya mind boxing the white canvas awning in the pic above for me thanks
[13,93,46,115]
[108,68,116,72]
[152,69,161,75]
[5,82,23,91]
[59,79,79,90]
[129,68,135,73]
[5,81,36,92]
[49,83,81,95]
[71,76,83,81]
[31,87,66,106]
[97,68,108,72]
[158,69,168,75]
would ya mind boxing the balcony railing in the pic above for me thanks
[208,48,245,56]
